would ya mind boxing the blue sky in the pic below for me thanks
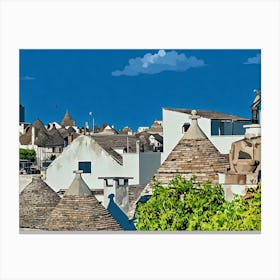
[20,49,261,131]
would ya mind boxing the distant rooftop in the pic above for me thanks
[92,134,153,165]
[164,108,250,121]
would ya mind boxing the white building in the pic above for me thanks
[45,134,161,196]
[137,126,149,133]
[161,108,250,163]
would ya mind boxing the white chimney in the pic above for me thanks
[243,124,261,138]
[31,126,35,146]
[136,140,140,153]
[99,176,133,214]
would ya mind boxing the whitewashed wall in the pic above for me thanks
[122,153,140,184]
[161,109,245,162]
[45,135,123,192]
[45,135,162,193]
[209,136,245,154]
[162,109,190,163]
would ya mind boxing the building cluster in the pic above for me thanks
[19,110,163,174]
[19,91,261,231]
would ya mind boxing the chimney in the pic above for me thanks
[243,124,261,139]
[31,126,35,146]
[136,140,140,153]
[99,176,133,213]
[68,133,73,144]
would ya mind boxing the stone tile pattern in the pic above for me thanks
[127,185,145,219]
[145,138,229,194]
[19,176,61,229]
[42,194,123,231]
[61,111,76,127]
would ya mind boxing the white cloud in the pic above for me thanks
[21,75,36,80]
[244,53,261,64]
[112,50,206,76]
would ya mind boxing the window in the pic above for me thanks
[182,122,190,133]
[211,120,220,135]
[78,161,91,173]
[211,120,251,136]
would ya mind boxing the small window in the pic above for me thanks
[78,161,91,173]
[182,122,190,133]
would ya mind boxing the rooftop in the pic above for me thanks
[141,110,230,196]
[92,134,153,165]
[42,171,123,231]
[164,108,250,121]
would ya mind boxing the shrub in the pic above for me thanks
[135,176,261,231]
[19,148,36,162]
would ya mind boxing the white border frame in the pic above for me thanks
[1,1,279,279]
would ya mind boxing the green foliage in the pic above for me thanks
[135,176,261,231]
[19,148,36,162]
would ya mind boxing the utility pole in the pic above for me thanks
[89,112,94,134]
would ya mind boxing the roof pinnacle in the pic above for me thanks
[182,109,207,140]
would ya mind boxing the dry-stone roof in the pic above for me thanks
[20,118,65,147]
[34,127,64,147]
[19,175,61,229]
[61,111,76,127]
[98,125,118,135]
[92,134,153,165]
[118,126,132,135]
[19,125,32,145]
[33,118,47,132]
[148,120,163,134]
[20,118,47,145]
[127,185,145,219]
[43,171,123,231]
[142,110,229,195]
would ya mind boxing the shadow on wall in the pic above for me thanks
[107,194,136,230]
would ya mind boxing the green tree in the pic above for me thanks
[19,148,36,162]
[135,176,261,231]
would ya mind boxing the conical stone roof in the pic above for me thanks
[143,110,229,195]
[33,118,46,132]
[42,171,123,231]
[61,111,76,127]
[148,121,163,134]
[19,175,61,229]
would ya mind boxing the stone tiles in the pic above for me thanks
[61,110,76,127]
[42,171,123,231]
[142,110,229,195]
[127,185,145,219]
[19,175,61,229]
[92,134,153,165]
[152,137,229,185]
